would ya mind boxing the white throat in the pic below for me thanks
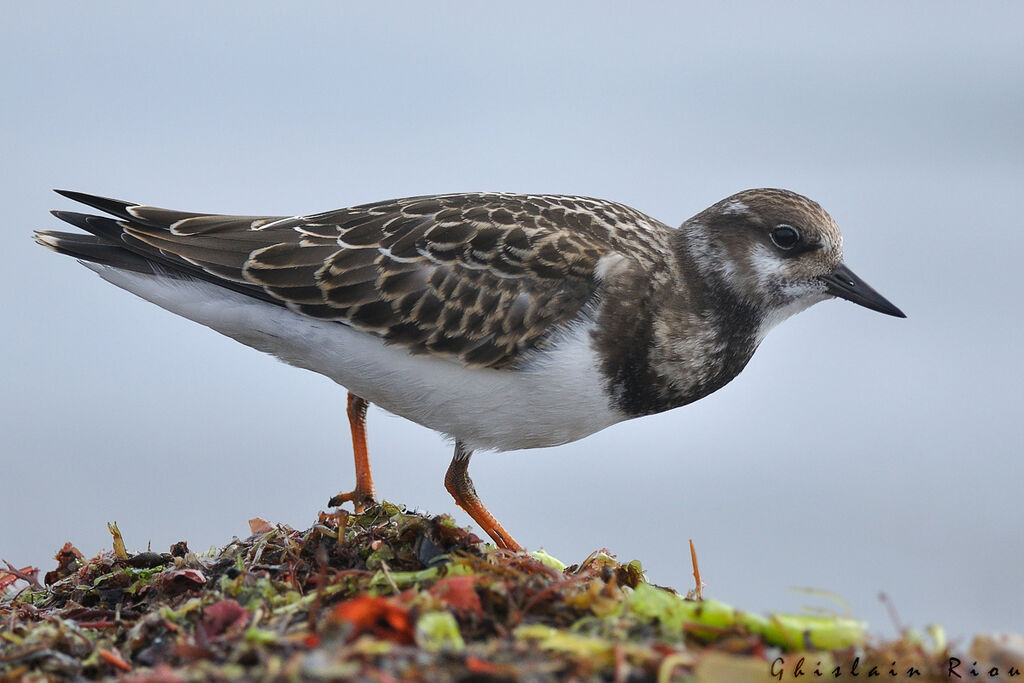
[755,288,828,345]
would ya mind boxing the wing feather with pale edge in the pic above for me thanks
[39,191,673,368]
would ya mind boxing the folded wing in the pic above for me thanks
[37,191,665,368]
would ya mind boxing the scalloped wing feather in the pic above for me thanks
[46,192,674,368]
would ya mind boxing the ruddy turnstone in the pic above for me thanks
[35,189,904,550]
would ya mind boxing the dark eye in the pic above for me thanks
[770,224,801,250]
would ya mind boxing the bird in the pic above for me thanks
[35,188,904,551]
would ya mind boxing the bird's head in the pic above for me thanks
[681,188,905,340]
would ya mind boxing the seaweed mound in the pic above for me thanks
[0,504,977,681]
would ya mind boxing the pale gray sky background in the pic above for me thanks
[3,2,1022,640]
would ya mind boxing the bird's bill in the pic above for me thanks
[820,263,906,318]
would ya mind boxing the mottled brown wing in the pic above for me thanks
[47,191,669,368]
[247,194,642,367]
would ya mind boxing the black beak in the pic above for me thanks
[820,263,906,318]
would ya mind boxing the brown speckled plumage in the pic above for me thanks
[46,192,680,370]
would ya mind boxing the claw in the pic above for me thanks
[327,489,376,514]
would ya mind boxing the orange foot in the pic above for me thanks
[445,441,523,551]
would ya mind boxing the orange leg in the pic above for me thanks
[328,393,377,513]
[445,441,522,551]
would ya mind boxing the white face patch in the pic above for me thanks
[737,243,833,344]
[747,242,786,290]
[684,223,740,283]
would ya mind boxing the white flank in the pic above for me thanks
[85,265,626,452]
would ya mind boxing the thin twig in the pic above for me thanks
[689,539,703,601]
[378,561,400,595]
[878,591,906,635]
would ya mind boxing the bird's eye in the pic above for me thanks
[770,224,801,250]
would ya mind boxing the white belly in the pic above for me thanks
[87,266,627,451]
